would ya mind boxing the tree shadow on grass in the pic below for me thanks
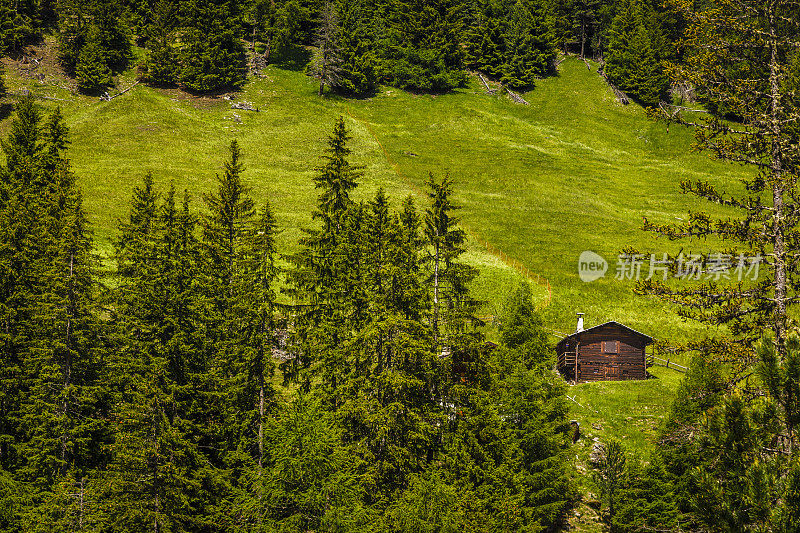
[272,45,313,72]
[0,103,13,120]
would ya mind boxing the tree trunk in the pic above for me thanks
[580,20,586,59]
[433,241,440,345]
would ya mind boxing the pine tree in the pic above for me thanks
[180,0,248,92]
[501,0,555,89]
[605,0,668,107]
[635,2,800,529]
[251,0,309,64]
[336,0,378,96]
[442,284,572,530]
[0,58,6,101]
[201,140,256,315]
[104,179,219,533]
[143,0,179,86]
[287,116,361,385]
[423,172,477,347]
[0,98,106,527]
[91,0,131,69]
[463,0,506,79]
[226,203,281,526]
[255,395,367,530]
[55,0,87,73]
[75,26,112,94]
[384,0,466,92]
[309,1,342,96]
[547,0,575,55]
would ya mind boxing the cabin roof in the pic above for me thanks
[556,321,654,351]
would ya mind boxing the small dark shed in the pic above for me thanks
[556,316,653,383]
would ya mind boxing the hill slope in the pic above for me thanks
[4,48,745,351]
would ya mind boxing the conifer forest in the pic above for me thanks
[1,0,800,532]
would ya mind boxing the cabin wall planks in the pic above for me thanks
[555,322,652,383]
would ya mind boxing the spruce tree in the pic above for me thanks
[180,0,248,92]
[636,1,800,529]
[105,180,218,533]
[75,26,112,94]
[423,172,477,347]
[287,116,361,384]
[226,203,280,524]
[500,0,555,89]
[0,61,6,101]
[309,1,342,96]
[143,0,179,86]
[201,140,256,314]
[0,98,106,526]
[251,0,309,63]
[547,0,575,55]
[384,0,466,92]
[605,0,669,107]
[336,0,378,96]
[463,0,506,80]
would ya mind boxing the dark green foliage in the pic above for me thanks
[546,0,575,54]
[335,0,378,96]
[0,98,106,530]
[57,0,130,83]
[605,0,669,107]
[0,0,36,55]
[142,0,179,86]
[595,439,626,518]
[500,1,554,88]
[75,26,113,93]
[442,284,573,530]
[250,0,309,63]
[179,0,248,92]
[592,445,679,532]
[424,172,477,346]
[0,108,574,530]
[464,0,555,89]
[255,395,368,531]
[104,178,217,532]
[383,0,466,92]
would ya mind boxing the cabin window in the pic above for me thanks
[602,341,618,354]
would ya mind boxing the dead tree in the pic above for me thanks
[310,2,342,96]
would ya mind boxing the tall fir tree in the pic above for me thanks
[335,0,378,96]
[605,0,669,107]
[309,1,342,96]
[143,0,179,86]
[180,0,248,92]
[75,25,112,94]
[636,1,800,529]
[383,0,466,92]
[423,172,477,347]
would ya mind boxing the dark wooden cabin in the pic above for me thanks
[556,319,653,383]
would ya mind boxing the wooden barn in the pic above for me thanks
[556,314,653,383]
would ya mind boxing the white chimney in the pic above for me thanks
[576,313,584,333]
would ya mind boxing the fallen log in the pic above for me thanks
[101,80,140,101]
[9,90,71,102]
[504,86,529,105]
[477,72,496,95]
[660,102,708,114]
[231,100,259,112]
[597,66,629,105]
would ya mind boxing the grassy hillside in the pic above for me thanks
[4,44,746,354]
